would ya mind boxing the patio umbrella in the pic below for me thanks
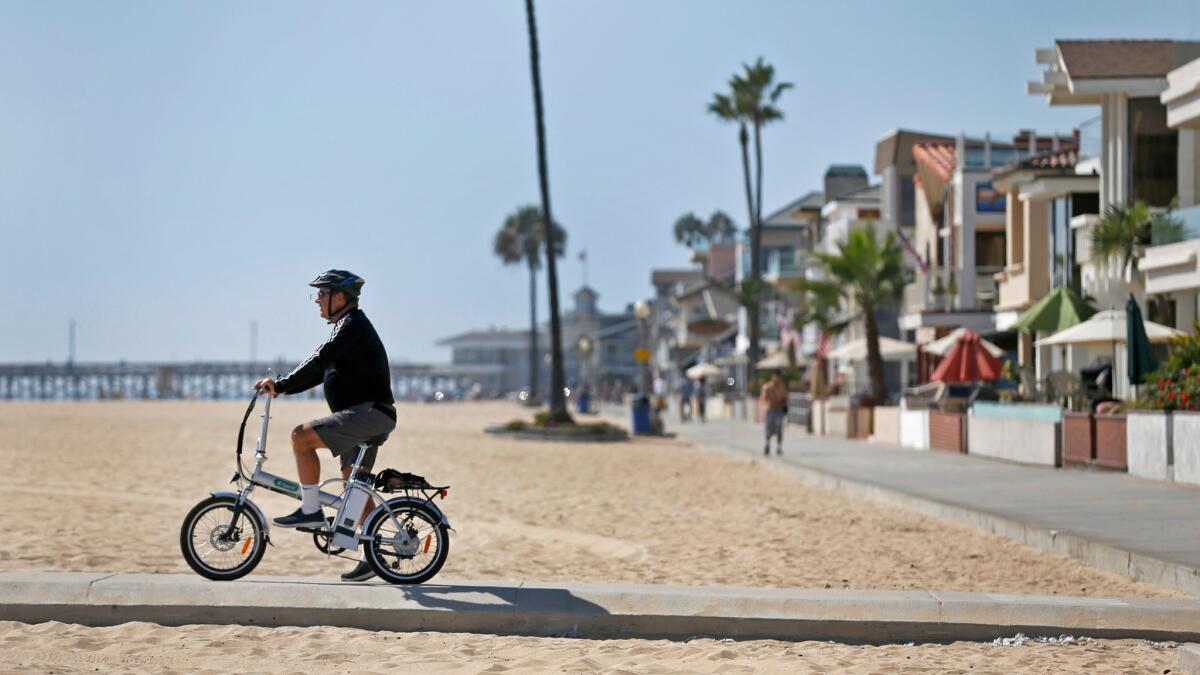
[755,350,807,370]
[1011,286,1097,334]
[923,327,1004,358]
[685,362,724,380]
[1035,310,1183,347]
[1125,294,1158,386]
[826,336,917,362]
[930,329,1003,383]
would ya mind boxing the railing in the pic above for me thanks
[904,267,1001,313]
[1078,115,1101,161]
[763,253,805,280]
[1153,204,1200,245]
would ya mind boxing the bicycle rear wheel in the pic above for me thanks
[180,496,267,581]
[363,498,449,585]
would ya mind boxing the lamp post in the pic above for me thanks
[634,300,652,394]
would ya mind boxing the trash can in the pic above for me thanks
[631,395,651,434]
[576,390,590,414]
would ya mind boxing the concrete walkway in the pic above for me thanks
[4,572,1200,643]
[647,410,1200,596]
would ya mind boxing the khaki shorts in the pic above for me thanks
[311,402,397,470]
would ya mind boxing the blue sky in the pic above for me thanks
[2,1,1198,363]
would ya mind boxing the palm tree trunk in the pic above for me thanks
[740,122,760,375]
[524,0,569,421]
[864,309,887,403]
[528,262,539,402]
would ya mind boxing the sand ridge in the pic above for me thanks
[0,621,1178,673]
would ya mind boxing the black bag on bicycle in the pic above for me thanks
[375,468,433,492]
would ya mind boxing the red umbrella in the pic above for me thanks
[930,329,1002,383]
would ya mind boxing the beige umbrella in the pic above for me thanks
[826,336,917,362]
[1035,309,1183,347]
[924,327,1004,358]
[755,349,807,369]
[685,362,725,379]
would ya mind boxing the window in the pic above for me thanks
[1129,98,1178,207]
[1050,196,1071,289]
[899,176,915,227]
[975,232,1005,268]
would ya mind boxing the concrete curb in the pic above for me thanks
[3,572,1200,644]
[1181,644,1200,674]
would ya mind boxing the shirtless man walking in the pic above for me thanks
[760,370,789,456]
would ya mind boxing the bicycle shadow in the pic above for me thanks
[385,581,611,619]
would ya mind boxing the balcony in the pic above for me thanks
[903,267,1003,315]
[763,252,805,283]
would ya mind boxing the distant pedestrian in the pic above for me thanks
[760,369,788,455]
[696,376,708,422]
[678,377,694,422]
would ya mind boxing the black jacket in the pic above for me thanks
[275,308,394,412]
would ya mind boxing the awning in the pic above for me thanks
[755,350,807,370]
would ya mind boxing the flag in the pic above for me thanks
[894,227,927,273]
[578,250,587,262]
[815,331,831,359]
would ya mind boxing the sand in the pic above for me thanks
[0,400,1179,597]
[0,400,1186,672]
[0,621,1179,673]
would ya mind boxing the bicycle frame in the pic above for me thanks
[222,393,408,551]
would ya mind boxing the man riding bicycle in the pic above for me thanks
[255,269,396,582]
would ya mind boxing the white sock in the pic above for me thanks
[300,483,320,514]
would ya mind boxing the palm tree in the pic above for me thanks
[523,0,570,422]
[709,58,791,372]
[673,210,739,249]
[734,58,792,264]
[493,205,566,403]
[673,212,707,248]
[1090,200,1185,277]
[791,280,847,401]
[708,87,759,367]
[706,210,738,243]
[794,224,906,403]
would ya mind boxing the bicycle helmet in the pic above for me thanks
[310,269,365,320]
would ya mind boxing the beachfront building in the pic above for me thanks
[1028,39,1200,314]
[435,328,547,397]
[900,134,1024,371]
[990,133,1095,377]
[1141,55,1200,332]
[558,286,641,392]
[874,129,955,244]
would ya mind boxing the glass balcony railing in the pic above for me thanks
[1149,205,1200,246]
[1079,115,1101,161]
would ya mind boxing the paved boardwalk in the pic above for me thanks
[636,409,1200,595]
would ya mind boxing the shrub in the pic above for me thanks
[1138,322,1200,411]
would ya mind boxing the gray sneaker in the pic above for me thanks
[340,559,376,582]
[273,507,325,529]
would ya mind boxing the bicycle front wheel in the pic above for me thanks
[363,498,449,585]
[179,496,267,581]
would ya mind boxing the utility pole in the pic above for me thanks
[68,320,76,365]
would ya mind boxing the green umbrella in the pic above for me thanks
[1126,294,1158,386]
[1011,286,1097,333]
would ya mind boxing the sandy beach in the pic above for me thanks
[0,400,1186,672]
[0,621,1178,673]
[0,400,1180,597]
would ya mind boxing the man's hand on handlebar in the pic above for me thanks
[255,378,279,397]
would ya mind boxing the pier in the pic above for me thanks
[0,362,455,401]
